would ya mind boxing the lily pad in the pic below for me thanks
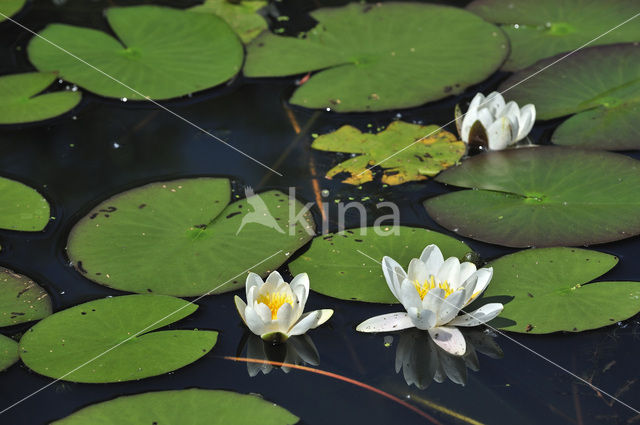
[498,44,640,150]
[0,176,50,231]
[424,147,640,247]
[244,2,508,112]
[0,0,26,22]
[52,389,298,425]
[0,334,18,371]
[312,122,464,185]
[288,226,472,303]
[467,0,640,71]
[19,295,218,383]
[480,248,640,334]
[190,0,268,43]
[0,267,52,327]
[28,6,243,100]
[67,178,315,297]
[0,72,81,125]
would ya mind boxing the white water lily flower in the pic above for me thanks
[356,244,503,356]
[456,91,535,151]
[235,271,333,343]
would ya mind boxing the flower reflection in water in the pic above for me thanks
[395,328,503,389]
[244,334,320,377]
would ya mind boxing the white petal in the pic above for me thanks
[466,267,493,304]
[476,108,494,132]
[245,306,267,336]
[460,94,484,142]
[247,285,258,306]
[356,312,415,333]
[460,274,479,306]
[486,116,518,150]
[408,307,437,330]
[448,303,503,327]
[246,272,263,296]
[407,258,427,283]
[456,262,477,290]
[288,309,333,336]
[436,290,466,326]
[428,326,466,356]
[382,256,406,300]
[436,257,460,287]
[276,302,294,332]
[399,279,422,310]
[419,244,444,275]
[234,296,247,326]
[422,287,444,314]
[468,92,485,112]
[516,104,536,141]
[253,302,273,323]
[482,91,505,118]
[265,270,284,286]
[290,273,309,309]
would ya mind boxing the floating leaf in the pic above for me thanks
[0,334,18,371]
[0,0,26,22]
[244,2,508,112]
[0,72,81,125]
[424,147,640,247]
[479,248,640,334]
[190,0,268,43]
[28,6,243,100]
[52,389,298,425]
[0,267,52,327]
[312,122,464,185]
[467,0,640,71]
[498,44,640,150]
[0,176,50,231]
[67,178,315,296]
[19,295,218,383]
[288,226,471,303]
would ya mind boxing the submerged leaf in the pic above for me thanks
[51,389,299,425]
[0,267,52,327]
[190,0,268,43]
[0,176,50,231]
[479,248,640,333]
[28,6,243,100]
[244,2,508,112]
[19,295,218,383]
[312,122,464,185]
[0,72,81,124]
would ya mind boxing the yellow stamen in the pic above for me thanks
[257,292,294,320]
[413,275,457,300]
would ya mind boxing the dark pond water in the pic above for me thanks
[1,0,640,424]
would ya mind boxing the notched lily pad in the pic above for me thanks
[19,295,218,383]
[467,0,640,71]
[0,72,81,125]
[0,334,18,371]
[0,176,51,231]
[499,43,640,150]
[288,226,472,303]
[0,267,52,327]
[67,178,315,296]
[478,248,640,334]
[52,389,299,425]
[312,122,464,185]
[28,6,243,100]
[190,0,268,43]
[0,0,26,22]
[244,2,508,112]
[425,147,640,247]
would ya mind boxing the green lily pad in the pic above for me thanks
[467,0,640,71]
[28,6,243,100]
[480,247,640,334]
[0,176,50,231]
[19,295,218,383]
[424,147,640,247]
[312,122,464,186]
[498,44,640,150]
[0,334,18,371]
[67,178,315,297]
[288,226,472,303]
[0,0,26,22]
[190,0,268,43]
[244,2,508,112]
[52,389,298,425]
[0,267,52,327]
[0,72,81,125]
